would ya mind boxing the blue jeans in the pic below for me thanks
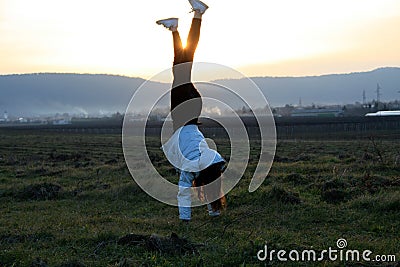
[177,170,198,220]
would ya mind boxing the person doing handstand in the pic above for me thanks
[157,0,226,222]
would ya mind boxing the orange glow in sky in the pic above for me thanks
[1,0,400,78]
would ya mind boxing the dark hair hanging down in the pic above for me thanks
[193,161,227,211]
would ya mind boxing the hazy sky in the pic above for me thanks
[1,0,399,79]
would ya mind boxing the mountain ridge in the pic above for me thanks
[1,67,399,116]
[1,66,397,79]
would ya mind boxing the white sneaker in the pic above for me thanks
[189,0,209,14]
[207,204,220,217]
[156,18,178,30]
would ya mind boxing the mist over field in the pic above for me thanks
[0,67,399,116]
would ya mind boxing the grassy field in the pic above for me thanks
[0,129,399,266]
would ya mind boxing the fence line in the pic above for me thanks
[2,116,399,139]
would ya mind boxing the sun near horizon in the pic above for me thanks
[1,0,400,80]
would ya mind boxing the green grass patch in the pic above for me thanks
[0,129,399,266]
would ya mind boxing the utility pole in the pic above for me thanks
[362,90,366,105]
[398,91,400,104]
[376,83,381,103]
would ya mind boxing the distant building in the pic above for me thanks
[4,111,8,121]
[365,110,400,116]
[291,108,344,117]
[18,117,28,123]
[52,118,71,125]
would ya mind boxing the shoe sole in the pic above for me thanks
[189,0,208,13]
[156,18,178,27]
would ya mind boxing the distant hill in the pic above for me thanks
[215,67,400,107]
[0,73,168,117]
[252,67,400,106]
[0,67,399,117]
